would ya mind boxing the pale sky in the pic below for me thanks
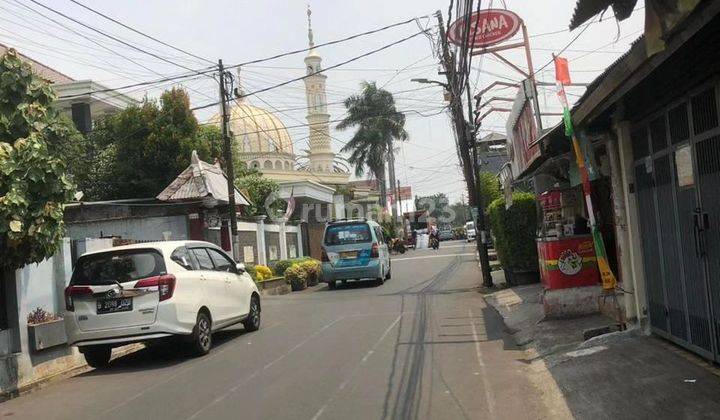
[0,0,645,203]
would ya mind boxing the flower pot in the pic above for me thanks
[28,318,67,351]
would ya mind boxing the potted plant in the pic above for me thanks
[299,259,321,287]
[27,307,67,351]
[285,264,308,291]
[488,192,540,286]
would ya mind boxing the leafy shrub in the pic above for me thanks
[272,257,311,277]
[27,307,60,325]
[478,171,502,210]
[255,265,273,281]
[487,192,539,272]
[299,260,321,287]
[244,264,258,282]
[285,264,307,291]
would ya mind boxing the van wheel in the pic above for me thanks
[243,295,261,332]
[84,346,111,368]
[328,280,336,290]
[385,266,392,280]
[190,311,212,356]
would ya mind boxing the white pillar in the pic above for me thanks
[254,215,267,266]
[606,135,635,320]
[333,194,346,219]
[278,218,288,260]
[615,119,647,328]
[297,220,305,257]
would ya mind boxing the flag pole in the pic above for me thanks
[552,54,617,292]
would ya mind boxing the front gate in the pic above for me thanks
[633,81,720,361]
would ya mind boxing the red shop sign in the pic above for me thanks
[447,9,522,48]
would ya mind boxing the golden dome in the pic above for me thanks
[210,99,293,155]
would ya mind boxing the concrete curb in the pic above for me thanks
[0,343,144,403]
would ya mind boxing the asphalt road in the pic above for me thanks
[0,240,548,420]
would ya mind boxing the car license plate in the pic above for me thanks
[340,251,358,259]
[97,298,133,314]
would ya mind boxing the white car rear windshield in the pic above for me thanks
[324,223,372,246]
[71,249,166,286]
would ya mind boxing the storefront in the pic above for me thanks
[530,145,618,293]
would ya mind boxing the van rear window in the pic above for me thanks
[71,249,166,286]
[324,223,372,246]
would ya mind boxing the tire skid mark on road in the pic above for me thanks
[102,321,282,415]
[186,316,344,420]
[310,313,403,420]
[386,256,462,420]
[392,253,476,262]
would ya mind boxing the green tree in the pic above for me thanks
[78,88,223,200]
[0,50,77,270]
[415,193,450,219]
[235,173,283,217]
[477,171,501,211]
[449,201,471,226]
[338,82,408,212]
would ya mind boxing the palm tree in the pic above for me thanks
[337,82,408,223]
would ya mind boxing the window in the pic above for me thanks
[374,226,384,243]
[71,249,166,286]
[324,223,372,246]
[171,247,198,270]
[207,248,236,273]
[263,160,273,169]
[192,248,214,270]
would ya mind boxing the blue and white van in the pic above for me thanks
[321,219,391,289]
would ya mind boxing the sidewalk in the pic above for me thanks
[483,280,720,419]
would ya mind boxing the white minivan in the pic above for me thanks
[465,221,476,242]
[64,241,260,368]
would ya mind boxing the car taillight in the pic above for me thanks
[135,274,176,302]
[371,243,380,258]
[64,286,93,312]
[321,248,329,262]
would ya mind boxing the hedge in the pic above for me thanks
[487,192,539,272]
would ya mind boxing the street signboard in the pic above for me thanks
[387,186,412,203]
[447,9,522,48]
[506,81,540,176]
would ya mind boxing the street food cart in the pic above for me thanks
[536,189,600,289]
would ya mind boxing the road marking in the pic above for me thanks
[186,317,343,420]
[310,314,403,420]
[469,308,495,417]
[103,321,282,414]
[416,244,470,249]
[393,253,475,261]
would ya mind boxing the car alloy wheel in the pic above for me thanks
[191,312,212,356]
[244,296,261,332]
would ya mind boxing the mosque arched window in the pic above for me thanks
[263,160,273,169]
[284,161,291,170]
[275,160,282,170]
[251,161,259,169]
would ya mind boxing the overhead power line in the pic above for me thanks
[56,15,431,100]
[67,0,214,65]
[191,29,431,111]
[26,0,210,75]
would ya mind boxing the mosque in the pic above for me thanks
[210,8,381,256]
[211,8,357,206]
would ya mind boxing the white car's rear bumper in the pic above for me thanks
[66,302,197,347]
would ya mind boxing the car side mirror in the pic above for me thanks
[236,263,246,273]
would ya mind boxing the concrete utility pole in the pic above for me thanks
[435,10,493,287]
[218,59,240,260]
